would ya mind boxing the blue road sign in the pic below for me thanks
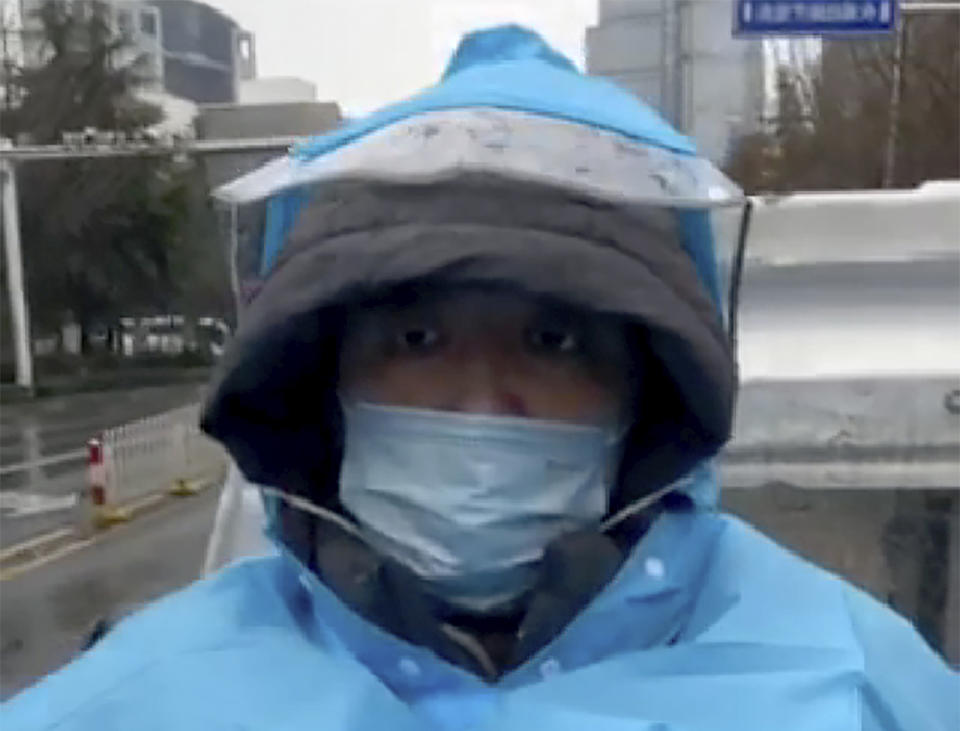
[735,0,898,36]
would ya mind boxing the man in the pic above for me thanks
[4,26,955,730]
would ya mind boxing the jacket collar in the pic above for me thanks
[274,499,727,696]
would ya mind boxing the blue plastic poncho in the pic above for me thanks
[3,25,956,731]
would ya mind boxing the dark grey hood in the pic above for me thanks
[201,174,737,516]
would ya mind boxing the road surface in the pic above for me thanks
[0,485,221,700]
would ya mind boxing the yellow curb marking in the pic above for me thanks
[0,483,214,582]
[169,478,202,497]
[0,527,74,564]
[0,536,98,581]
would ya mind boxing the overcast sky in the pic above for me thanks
[209,0,598,116]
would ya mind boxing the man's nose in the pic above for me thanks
[448,348,528,417]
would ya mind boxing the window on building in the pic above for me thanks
[117,9,132,35]
[141,10,157,36]
[238,37,251,62]
[186,6,202,38]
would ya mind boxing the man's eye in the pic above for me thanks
[395,327,441,352]
[526,327,580,355]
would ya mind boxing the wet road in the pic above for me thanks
[0,485,221,700]
[0,383,207,548]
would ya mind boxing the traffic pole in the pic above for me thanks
[85,436,128,528]
[1,139,34,390]
[87,438,107,509]
[77,437,105,534]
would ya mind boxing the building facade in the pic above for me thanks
[150,0,255,104]
[197,99,342,190]
[586,0,764,163]
[18,0,164,91]
[16,0,255,103]
[238,77,317,106]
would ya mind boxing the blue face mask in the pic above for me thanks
[338,401,624,614]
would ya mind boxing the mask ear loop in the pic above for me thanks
[599,483,677,533]
[260,486,363,539]
[727,198,753,350]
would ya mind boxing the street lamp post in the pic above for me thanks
[1,140,33,389]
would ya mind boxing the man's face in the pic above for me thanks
[339,289,633,424]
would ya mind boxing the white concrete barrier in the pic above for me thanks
[724,377,960,490]
[713,181,960,267]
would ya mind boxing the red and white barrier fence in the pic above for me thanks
[83,403,227,528]
[87,438,107,508]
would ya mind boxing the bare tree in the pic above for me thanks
[5,1,229,356]
[726,14,959,192]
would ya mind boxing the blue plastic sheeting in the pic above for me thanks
[5,25,955,731]
[236,26,731,311]
[291,25,695,163]
[5,510,957,730]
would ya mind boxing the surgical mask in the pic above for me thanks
[338,400,624,614]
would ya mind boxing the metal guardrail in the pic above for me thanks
[97,403,226,511]
[725,377,960,489]
[0,403,227,532]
